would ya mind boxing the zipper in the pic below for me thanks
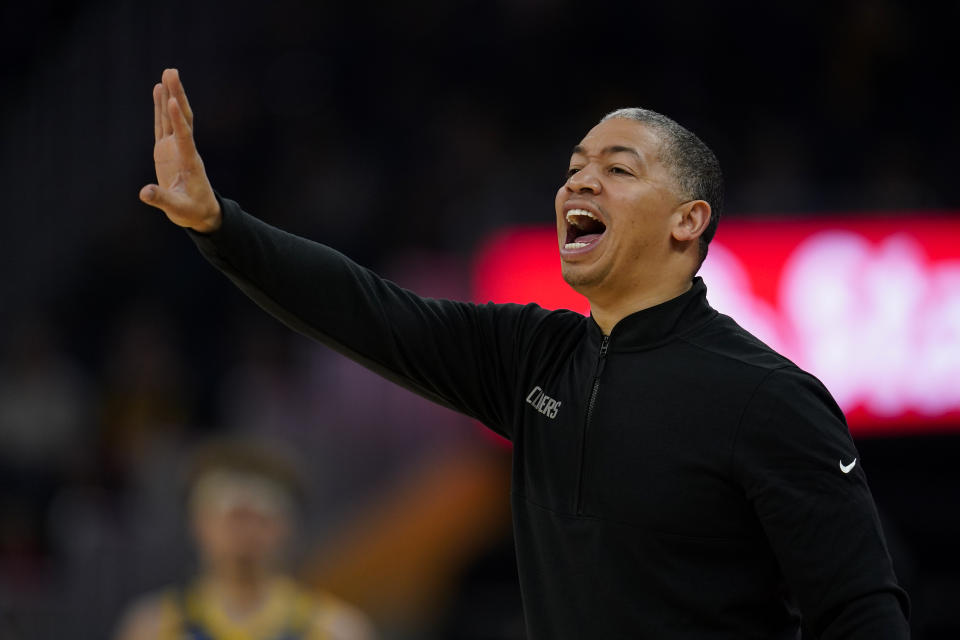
[574,334,610,514]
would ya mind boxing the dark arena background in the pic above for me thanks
[1,1,959,638]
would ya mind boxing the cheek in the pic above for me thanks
[617,194,673,238]
[195,515,228,551]
[616,214,662,258]
[263,520,289,546]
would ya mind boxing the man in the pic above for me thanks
[114,440,375,640]
[140,68,909,638]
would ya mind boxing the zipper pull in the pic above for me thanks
[596,335,610,375]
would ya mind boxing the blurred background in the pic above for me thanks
[1,0,959,638]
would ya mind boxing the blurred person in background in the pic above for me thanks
[0,312,90,574]
[114,439,375,640]
[98,304,192,485]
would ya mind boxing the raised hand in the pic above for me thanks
[139,69,222,233]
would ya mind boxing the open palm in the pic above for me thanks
[140,69,221,233]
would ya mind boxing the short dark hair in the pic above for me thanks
[601,108,724,268]
[183,438,306,508]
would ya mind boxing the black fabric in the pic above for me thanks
[188,196,910,639]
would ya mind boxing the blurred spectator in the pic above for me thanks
[0,312,90,571]
[114,438,375,640]
[0,313,89,471]
[98,303,192,485]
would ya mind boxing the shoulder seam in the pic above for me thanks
[677,332,794,372]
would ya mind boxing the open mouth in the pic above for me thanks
[564,208,607,250]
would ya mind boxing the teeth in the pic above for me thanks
[564,242,589,249]
[565,208,599,228]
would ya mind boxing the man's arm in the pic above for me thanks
[139,69,559,436]
[187,195,545,434]
[733,367,910,639]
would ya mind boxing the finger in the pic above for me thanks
[139,182,186,214]
[139,183,166,209]
[152,83,163,143]
[165,68,194,129]
[159,79,173,136]
[168,97,197,155]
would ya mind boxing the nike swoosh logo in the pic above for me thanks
[839,458,857,474]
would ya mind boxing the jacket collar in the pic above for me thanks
[588,277,717,351]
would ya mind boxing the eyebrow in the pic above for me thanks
[571,144,644,164]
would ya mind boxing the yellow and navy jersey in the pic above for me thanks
[155,578,366,640]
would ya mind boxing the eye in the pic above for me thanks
[610,166,633,176]
[566,166,581,178]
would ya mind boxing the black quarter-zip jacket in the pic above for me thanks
[189,197,909,639]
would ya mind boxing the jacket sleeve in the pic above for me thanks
[187,195,549,439]
[732,366,910,639]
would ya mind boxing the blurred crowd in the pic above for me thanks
[0,292,521,638]
[1,0,959,638]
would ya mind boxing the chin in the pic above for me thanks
[561,262,602,292]
[225,555,266,576]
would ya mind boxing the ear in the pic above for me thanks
[671,200,712,243]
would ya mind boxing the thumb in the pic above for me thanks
[139,184,170,209]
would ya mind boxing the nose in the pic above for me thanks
[565,164,601,195]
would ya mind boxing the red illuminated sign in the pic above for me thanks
[472,217,960,436]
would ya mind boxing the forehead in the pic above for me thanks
[192,470,292,519]
[574,118,664,160]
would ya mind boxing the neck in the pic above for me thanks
[205,569,273,617]
[588,277,693,335]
